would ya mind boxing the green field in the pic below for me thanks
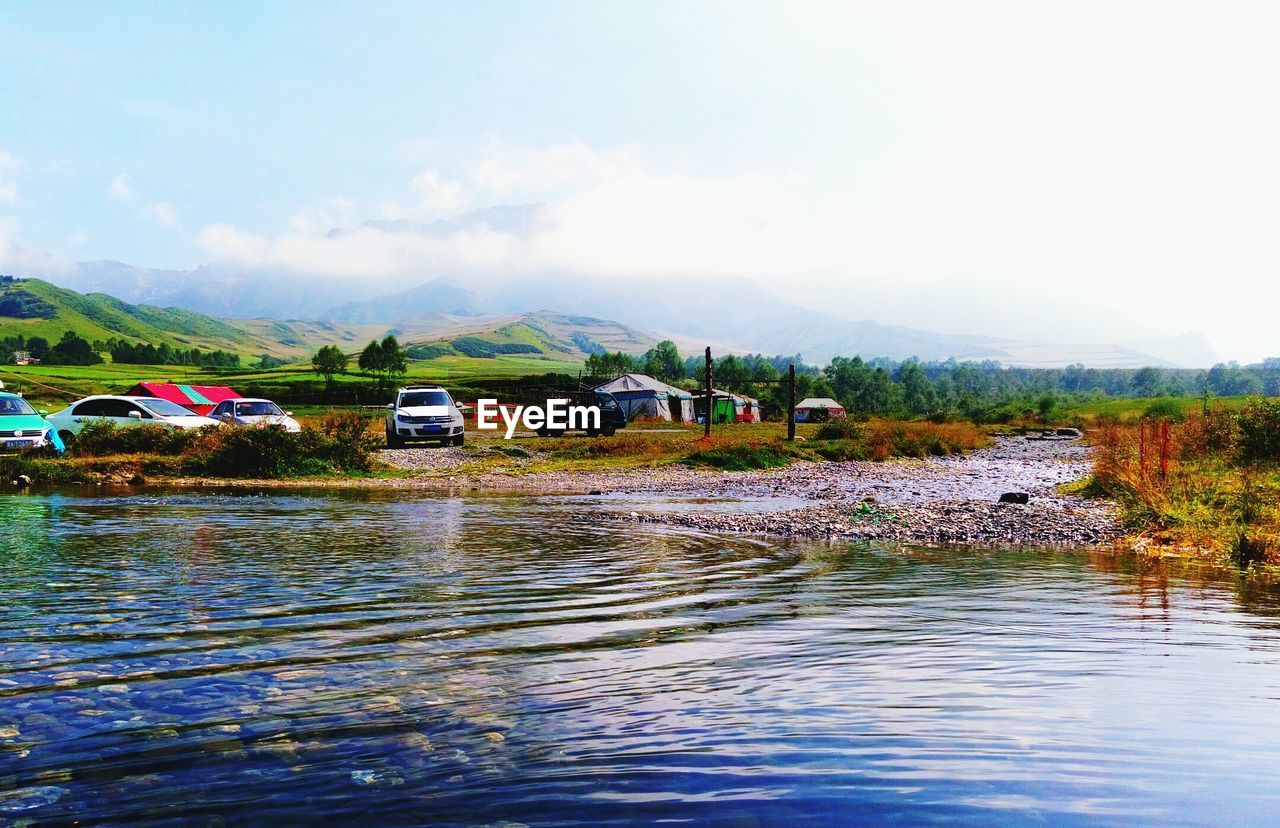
[1,353,587,410]
[1060,395,1252,422]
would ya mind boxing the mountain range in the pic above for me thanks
[29,204,1220,368]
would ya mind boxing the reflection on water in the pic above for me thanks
[1,488,1279,825]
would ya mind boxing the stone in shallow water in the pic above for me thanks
[0,786,69,812]
[273,669,323,682]
[350,769,403,787]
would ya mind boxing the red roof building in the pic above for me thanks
[124,382,241,416]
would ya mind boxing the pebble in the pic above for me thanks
[0,786,69,812]
[579,437,1123,546]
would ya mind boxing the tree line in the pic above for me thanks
[1,332,242,368]
[584,343,1280,421]
[309,336,408,387]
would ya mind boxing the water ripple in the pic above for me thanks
[1,489,1279,825]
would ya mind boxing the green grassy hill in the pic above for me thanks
[0,277,298,357]
[398,311,655,361]
[2,277,657,365]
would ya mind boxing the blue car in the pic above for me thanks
[0,389,65,454]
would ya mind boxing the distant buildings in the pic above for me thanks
[12,351,36,366]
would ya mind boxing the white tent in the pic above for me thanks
[663,383,695,422]
[595,374,694,422]
[794,397,846,422]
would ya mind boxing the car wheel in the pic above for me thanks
[386,427,404,449]
[57,430,76,446]
[586,427,599,437]
[451,434,464,446]
[602,424,616,437]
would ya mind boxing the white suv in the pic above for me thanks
[386,385,465,448]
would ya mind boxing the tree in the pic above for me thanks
[713,354,749,392]
[379,335,407,383]
[898,360,938,416]
[43,330,102,366]
[358,340,383,377]
[26,336,49,360]
[358,336,407,388]
[641,340,684,383]
[311,345,348,384]
[585,351,638,378]
[1131,366,1164,397]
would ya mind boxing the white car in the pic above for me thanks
[208,397,302,432]
[46,395,222,440]
[386,385,465,448]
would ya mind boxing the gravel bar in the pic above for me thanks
[379,435,1122,546]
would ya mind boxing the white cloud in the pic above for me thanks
[0,218,72,274]
[108,172,183,230]
[409,169,466,214]
[196,220,519,277]
[471,138,642,201]
[145,201,179,229]
[108,172,136,204]
[286,196,356,235]
[198,59,1280,361]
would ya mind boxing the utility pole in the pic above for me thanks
[787,363,796,441]
[704,346,713,438]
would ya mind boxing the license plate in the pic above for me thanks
[423,424,443,431]
[4,440,34,449]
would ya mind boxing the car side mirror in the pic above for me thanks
[285,411,293,417]
[38,409,47,415]
[385,404,394,410]
[127,411,143,420]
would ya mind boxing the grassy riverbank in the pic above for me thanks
[476,419,991,474]
[1086,397,1280,569]
[0,410,384,485]
[0,417,991,485]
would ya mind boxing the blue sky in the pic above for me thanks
[2,1,1278,360]
[3,1,898,264]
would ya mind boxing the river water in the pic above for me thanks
[2,489,1279,825]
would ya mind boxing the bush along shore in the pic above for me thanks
[0,409,381,485]
[1088,396,1280,570]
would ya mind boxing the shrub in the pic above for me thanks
[1237,397,1280,464]
[317,408,378,470]
[1180,407,1238,458]
[183,426,307,477]
[815,418,865,441]
[1142,398,1188,423]
[68,421,206,456]
[683,441,793,470]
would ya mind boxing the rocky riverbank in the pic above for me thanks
[380,434,1123,546]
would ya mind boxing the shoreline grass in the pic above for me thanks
[1086,398,1280,571]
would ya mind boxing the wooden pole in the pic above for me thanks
[787,363,796,441]
[704,346,713,438]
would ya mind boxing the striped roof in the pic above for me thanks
[125,382,241,413]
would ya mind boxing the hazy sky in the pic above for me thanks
[1,1,1277,360]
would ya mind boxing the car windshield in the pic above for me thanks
[138,398,200,417]
[235,401,283,417]
[398,391,450,408]
[0,397,37,416]
[595,393,620,410]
